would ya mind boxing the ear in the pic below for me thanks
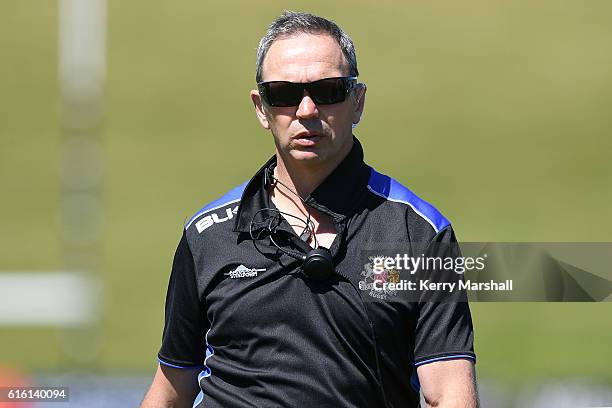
[250,90,270,130]
[352,83,367,125]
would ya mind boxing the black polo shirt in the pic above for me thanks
[157,138,475,408]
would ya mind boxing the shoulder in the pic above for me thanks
[365,166,451,235]
[184,180,249,234]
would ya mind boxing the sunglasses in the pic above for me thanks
[257,76,358,107]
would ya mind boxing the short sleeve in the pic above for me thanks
[413,226,476,366]
[157,229,208,368]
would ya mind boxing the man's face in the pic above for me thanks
[251,33,366,166]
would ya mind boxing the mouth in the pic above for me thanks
[292,131,322,146]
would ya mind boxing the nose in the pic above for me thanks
[295,91,319,119]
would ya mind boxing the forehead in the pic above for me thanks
[261,33,348,83]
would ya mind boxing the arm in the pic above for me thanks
[412,226,478,407]
[141,364,200,408]
[144,230,208,407]
[417,359,478,408]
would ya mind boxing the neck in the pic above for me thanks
[273,140,353,198]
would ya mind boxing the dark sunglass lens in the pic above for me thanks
[266,82,304,107]
[309,78,348,104]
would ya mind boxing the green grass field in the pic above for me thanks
[1,0,611,385]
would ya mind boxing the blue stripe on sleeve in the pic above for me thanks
[185,181,248,229]
[367,167,450,233]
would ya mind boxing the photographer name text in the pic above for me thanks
[360,279,513,293]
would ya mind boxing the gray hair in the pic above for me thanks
[255,11,359,83]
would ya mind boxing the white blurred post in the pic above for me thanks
[58,0,107,366]
[0,273,100,326]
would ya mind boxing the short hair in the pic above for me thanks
[255,11,359,83]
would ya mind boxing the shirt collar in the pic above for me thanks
[233,136,371,233]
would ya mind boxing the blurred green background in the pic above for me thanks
[1,0,611,389]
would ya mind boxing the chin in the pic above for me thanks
[288,148,327,164]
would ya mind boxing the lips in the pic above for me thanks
[292,131,321,146]
[293,131,321,139]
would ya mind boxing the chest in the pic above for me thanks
[204,254,368,337]
[191,212,418,363]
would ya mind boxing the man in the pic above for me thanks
[142,11,478,408]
